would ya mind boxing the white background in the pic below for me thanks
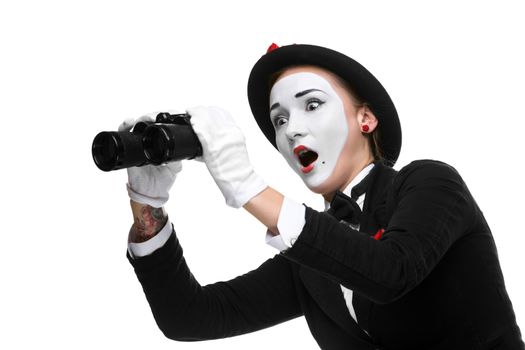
[1,1,524,348]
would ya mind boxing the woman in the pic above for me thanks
[125,44,524,349]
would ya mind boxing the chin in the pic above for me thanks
[303,178,337,195]
[301,170,346,196]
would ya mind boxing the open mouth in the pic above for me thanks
[294,145,319,174]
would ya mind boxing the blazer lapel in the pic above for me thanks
[353,161,398,332]
[360,161,398,235]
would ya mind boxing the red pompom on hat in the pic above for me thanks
[267,43,279,53]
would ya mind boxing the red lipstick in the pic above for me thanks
[301,164,314,174]
[293,145,317,174]
[293,145,307,156]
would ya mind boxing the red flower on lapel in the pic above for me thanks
[373,228,385,241]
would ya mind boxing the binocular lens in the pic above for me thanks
[92,130,148,171]
[92,132,122,172]
[143,127,171,165]
[143,123,202,165]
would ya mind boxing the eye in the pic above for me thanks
[306,98,324,111]
[272,116,288,128]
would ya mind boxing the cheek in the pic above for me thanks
[316,106,349,146]
[275,130,287,152]
[344,116,363,146]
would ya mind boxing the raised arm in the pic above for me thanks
[126,198,302,341]
[120,110,302,340]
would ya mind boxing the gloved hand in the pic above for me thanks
[187,106,267,208]
[118,112,182,208]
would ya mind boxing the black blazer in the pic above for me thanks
[128,160,524,349]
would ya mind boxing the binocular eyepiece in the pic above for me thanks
[92,113,202,171]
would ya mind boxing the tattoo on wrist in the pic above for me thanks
[131,204,167,243]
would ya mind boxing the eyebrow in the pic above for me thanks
[270,89,324,111]
[295,88,323,98]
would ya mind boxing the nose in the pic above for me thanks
[285,113,308,142]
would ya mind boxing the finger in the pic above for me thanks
[137,114,156,123]
[118,118,136,132]
[166,109,184,115]
[165,161,183,174]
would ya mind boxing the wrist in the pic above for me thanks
[227,171,268,208]
[243,186,283,232]
[129,200,168,243]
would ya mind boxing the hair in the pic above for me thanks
[269,66,385,162]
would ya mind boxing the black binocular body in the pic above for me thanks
[92,113,202,172]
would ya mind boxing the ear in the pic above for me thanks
[358,105,378,133]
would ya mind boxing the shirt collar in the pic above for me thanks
[341,162,375,197]
[324,162,375,210]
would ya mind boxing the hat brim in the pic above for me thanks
[247,44,401,167]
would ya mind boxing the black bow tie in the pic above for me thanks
[327,169,373,227]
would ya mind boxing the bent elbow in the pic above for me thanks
[158,322,202,342]
[155,309,224,342]
[157,320,185,341]
[154,311,205,342]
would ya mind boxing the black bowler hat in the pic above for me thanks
[247,43,402,167]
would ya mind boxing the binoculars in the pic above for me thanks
[92,112,202,171]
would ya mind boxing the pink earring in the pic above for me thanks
[362,125,370,132]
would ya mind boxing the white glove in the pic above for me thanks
[119,112,182,208]
[187,106,267,208]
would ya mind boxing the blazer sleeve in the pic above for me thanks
[127,229,302,341]
[282,160,478,304]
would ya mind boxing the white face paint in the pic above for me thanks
[269,72,349,189]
